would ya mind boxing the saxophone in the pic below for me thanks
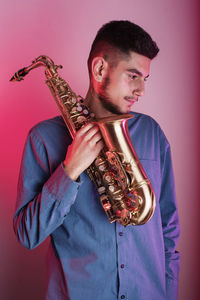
[10,55,156,226]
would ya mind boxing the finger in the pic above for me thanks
[78,122,96,136]
[83,126,101,142]
[89,132,103,146]
[94,140,104,155]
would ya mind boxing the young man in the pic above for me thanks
[14,21,180,300]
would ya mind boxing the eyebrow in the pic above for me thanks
[127,68,149,79]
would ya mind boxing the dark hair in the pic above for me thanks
[88,20,159,75]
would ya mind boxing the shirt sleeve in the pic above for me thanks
[13,128,81,250]
[159,133,180,300]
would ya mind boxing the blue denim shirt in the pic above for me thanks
[14,112,180,300]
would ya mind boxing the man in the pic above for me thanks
[14,21,180,300]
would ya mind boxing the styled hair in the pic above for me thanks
[88,20,159,76]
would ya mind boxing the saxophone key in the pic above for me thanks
[98,186,106,194]
[100,195,111,211]
[76,115,87,124]
[77,105,83,112]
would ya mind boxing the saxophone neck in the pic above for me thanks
[10,55,62,82]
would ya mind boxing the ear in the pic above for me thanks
[91,57,108,82]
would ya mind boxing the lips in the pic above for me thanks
[124,96,138,103]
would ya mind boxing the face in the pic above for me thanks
[96,51,151,115]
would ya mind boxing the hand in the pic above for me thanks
[63,123,104,181]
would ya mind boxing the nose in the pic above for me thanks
[133,79,145,97]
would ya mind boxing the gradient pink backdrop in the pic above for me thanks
[1,0,199,299]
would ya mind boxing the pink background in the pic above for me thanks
[1,0,199,299]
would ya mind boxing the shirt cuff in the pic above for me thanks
[166,277,179,300]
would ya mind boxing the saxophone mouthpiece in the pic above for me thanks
[10,67,29,82]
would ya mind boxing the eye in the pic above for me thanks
[128,73,137,80]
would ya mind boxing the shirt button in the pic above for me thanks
[121,295,125,299]
[119,232,123,236]
[121,264,125,268]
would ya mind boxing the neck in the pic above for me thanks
[85,85,115,119]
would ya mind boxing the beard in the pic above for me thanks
[97,75,124,115]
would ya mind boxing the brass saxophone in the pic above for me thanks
[10,55,156,226]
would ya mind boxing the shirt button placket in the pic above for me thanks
[119,232,125,271]
[116,222,128,300]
